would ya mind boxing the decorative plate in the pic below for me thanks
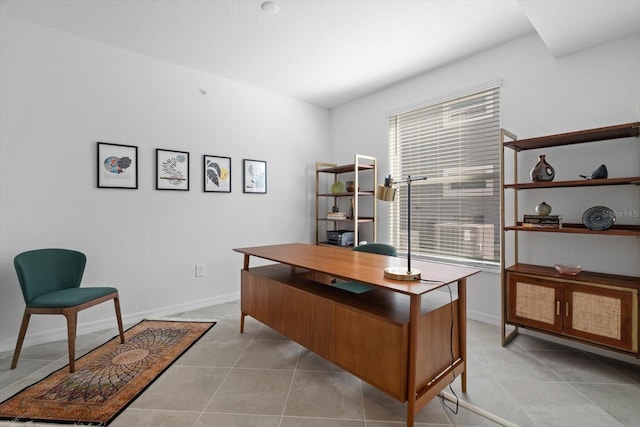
[582,206,615,231]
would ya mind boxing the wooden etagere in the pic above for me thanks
[500,122,640,357]
[315,154,377,248]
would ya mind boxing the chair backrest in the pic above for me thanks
[14,249,86,305]
[352,243,397,257]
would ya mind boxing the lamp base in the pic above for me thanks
[383,266,421,281]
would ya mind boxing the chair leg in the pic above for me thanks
[11,309,31,369]
[113,296,125,344]
[63,309,78,373]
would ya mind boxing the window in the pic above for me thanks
[388,83,501,269]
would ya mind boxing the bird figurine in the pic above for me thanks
[579,164,607,180]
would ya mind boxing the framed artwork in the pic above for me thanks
[243,159,267,194]
[97,142,138,189]
[156,149,189,191]
[203,155,231,193]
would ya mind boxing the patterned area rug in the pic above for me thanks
[0,320,215,425]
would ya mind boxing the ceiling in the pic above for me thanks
[1,0,639,108]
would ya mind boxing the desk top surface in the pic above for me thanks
[234,243,479,296]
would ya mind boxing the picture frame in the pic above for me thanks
[97,142,138,189]
[243,159,267,194]
[203,155,231,193]
[156,149,190,191]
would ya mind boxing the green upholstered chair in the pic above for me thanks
[11,248,125,373]
[352,242,397,257]
[333,243,397,293]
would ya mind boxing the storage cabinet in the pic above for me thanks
[501,122,640,357]
[507,266,637,352]
[315,154,377,247]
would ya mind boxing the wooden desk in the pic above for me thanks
[234,243,479,426]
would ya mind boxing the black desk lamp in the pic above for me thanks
[376,174,427,281]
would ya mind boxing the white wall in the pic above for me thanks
[330,33,640,325]
[0,16,330,351]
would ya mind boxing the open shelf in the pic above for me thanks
[318,191,376,197]
[503,122,639,152]
[504,176,640,190]
[317,164,375,174]
[506,263,640,290]
[318,217,375,223]
[505,223,640,237]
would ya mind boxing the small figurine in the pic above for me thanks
[580,164,607,180]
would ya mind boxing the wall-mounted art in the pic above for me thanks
[204,155,231,193]
[156,149,189,191]
[97,142,138,189]
[243,159,266,194]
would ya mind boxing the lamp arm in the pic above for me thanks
[387,175,428,186]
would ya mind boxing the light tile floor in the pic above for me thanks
[1,301,639,426]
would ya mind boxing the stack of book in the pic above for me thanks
[327,212,347,220]
[522,215,562,228]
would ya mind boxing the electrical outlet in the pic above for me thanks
[195,264,205,277]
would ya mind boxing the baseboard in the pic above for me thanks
[0,292,239,353]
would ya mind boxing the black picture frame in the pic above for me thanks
[156,149,190,191]
[203,155,232,193]
[243,159,267,194]
[97,142,138,189]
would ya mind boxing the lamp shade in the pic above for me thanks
[376,185,396,202]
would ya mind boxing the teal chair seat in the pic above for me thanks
[333,243,397,294]
[11,248,125,373]
[29,287,119,308]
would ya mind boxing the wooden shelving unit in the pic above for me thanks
[315,154,377,248]
[500,122,640,357]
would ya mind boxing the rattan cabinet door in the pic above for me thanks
[507,273,563,334]
[563,284,635,352]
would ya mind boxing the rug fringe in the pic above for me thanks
[145,316,218,323]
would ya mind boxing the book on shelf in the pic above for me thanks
[327,212,347,220]
[523,214,562,225]
[522,223,561,229]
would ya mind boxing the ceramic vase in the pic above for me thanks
[535,201,552,216]
[530,155,555,182]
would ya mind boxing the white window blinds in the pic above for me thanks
[388,84,501,268]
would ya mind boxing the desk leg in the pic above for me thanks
[240,255,250,333]
[406,293,421,427]
[459,278,467,393]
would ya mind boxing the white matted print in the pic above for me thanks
[156,149,189,191]
[97,142,138,189]
[243,159,266,194]
[204,155,231,193]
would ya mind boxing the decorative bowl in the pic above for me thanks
[555,264,582,275]
[345,181,359,193]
